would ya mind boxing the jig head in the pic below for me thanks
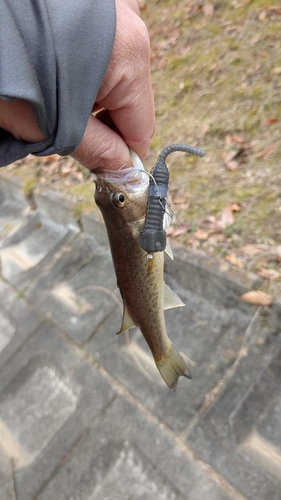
[139,143,205,254]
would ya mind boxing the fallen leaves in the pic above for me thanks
[240,244,261,256]
[256,269,281,280]
[168,200,240,241]
[255,143,278,159]
[258,6,281,21]
[223,134,278,169]
[225,253,244,269]
[239,291,272,306]
[193,229,209,240]
[218,203,235,230]
[203,4,214,17]
[262,117,278,126]
[168,193,281,283]
[223,135,250,170]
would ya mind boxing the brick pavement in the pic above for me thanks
[0,172,280,500]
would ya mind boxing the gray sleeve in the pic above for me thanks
[0,0,116,167]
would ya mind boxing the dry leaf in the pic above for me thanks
[194,229,209,240]
[256,269,281,280]
[225,253,244,269]
[224,150,238,162]
[241,244,260,255]
[256,51,269,58]
[219,204,235,229]
[179,203,190,210]
[224,134,232,146]
[258,10,267,21]
[74,171,84,181]
[61,165,74,175]
[203,4,214,16]
[208,234,226,245]
[225,160,239,171]
[231,202,241,212]
[250,34,261,47]
[272,67,281,75]
[239,291,272,306]
[173,196,188,204]
[166,225,187,237]
[223,140,249,169]
[262,117,278,126]
[232,135,245,143]
[255,143,277,158]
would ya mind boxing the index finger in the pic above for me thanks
[109,74,155,162]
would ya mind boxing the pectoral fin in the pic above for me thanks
[163,283,185,310]
[116,305,136,334]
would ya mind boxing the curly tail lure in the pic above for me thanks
[139,144,205,254]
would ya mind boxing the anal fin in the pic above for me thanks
[163,283,185,310]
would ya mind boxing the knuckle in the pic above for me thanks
[132,18,150,60]
[120,14,150,67]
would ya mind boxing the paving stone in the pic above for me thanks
[86,274,256,434]
[164,243,262,311]
[37,396,233,500]
[0,190,27,242]
[186,328,281,500]
[0,171,28,207]
[0,177,280,499]
[0,279,42,367]
[34,189,80,230]
[81,209,109,248]
[27,233,119,345]
[0,322,115,500]
[0,210,79,288]
[0,446,14,500]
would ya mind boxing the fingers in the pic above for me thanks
[95,0,155,165]
[0,98,45,142]
[71,113,133,171]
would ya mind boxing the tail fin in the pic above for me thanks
[156,346,192,390]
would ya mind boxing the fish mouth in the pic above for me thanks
[93,150,149,194]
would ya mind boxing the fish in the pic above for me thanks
[94,151,191,389]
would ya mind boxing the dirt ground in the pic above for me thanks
[6,0,281,302]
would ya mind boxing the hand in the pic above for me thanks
[0,0,155,171]
[72,0,155,171]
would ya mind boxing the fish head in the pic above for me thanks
[94,151,149,225]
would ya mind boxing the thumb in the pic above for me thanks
[71,113,133,172]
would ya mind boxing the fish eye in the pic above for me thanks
[113,192,126,207]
